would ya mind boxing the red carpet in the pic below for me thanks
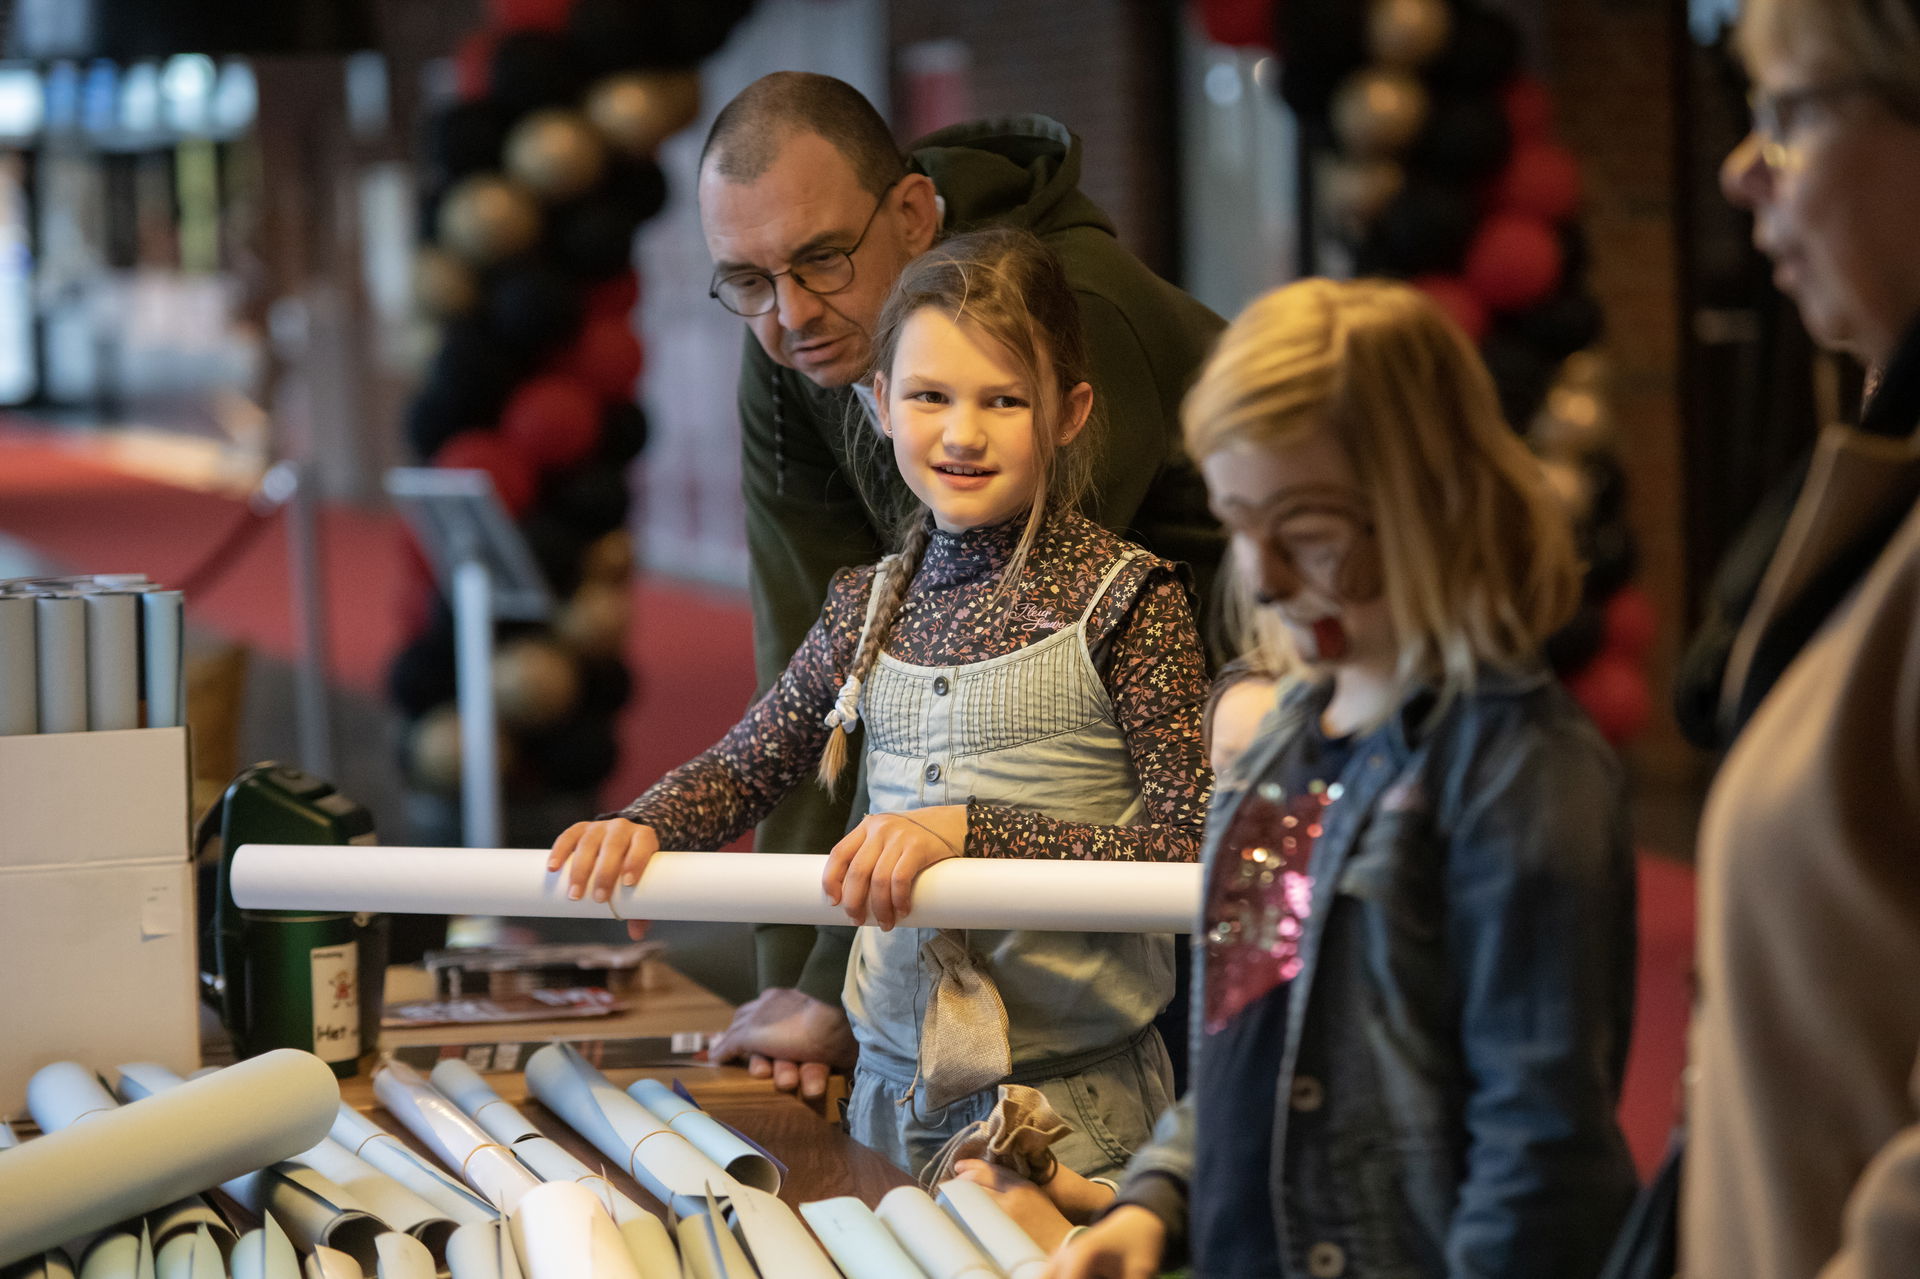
[0,424,1688,1175]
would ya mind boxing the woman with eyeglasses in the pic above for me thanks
[1687,2,1920,1276]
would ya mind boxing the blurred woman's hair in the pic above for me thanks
[1739,0,1920,109]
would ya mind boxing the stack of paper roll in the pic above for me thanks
[0,575,184,737]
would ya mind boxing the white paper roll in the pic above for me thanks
[0,595,36,735]
[444,1223,523,1279]
[510,1182,642,1279]
[799,1198,929,1279]
[625,1081,778,1195]
[230,1217,299,1279]
[0,1118,17,1149]
[371,1062,542,1213]
[616,1215,680,1279]
[725,1186,837,1279]
[82,592,138,732]
[523,1045,737,1219]
[293,1137,460,1254]
[1,1054,331,1265]
[876,1187,1000,1279]
[154,1226,221,1279]
[327,1107,495,1227]
[33,594,86,735]
[303,1248,360,1279]
[937,1179,1048,1279]
[672,1215,754,1279]
[232,846,1201,933]
[138,592,184,730]
[75,1232,145,1279]
[1,1251,76,1279]
[374,1232,437,1279]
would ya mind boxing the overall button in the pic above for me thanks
[924,762,942,784]
[1289,1075,1324,1112]
[1306,1242,1346,1278]
[933,675,950,695]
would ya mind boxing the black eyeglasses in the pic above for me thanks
[708,181,899,318]
[1747,78,1887,169]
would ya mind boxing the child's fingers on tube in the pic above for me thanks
[566,823,608,899]
[887,848,921,928]
[839,833,882,924]
[822,823,865,902]
[618,824,656,886]
[589,827,630,902]
[547,821,586,871]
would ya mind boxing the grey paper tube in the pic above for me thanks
[139,592,184,729]
[0,596,35,735]
[0,1050,340,1266]
[82,593,137,731]
[33,594,86,734]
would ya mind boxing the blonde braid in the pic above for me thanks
[817,514,936,791]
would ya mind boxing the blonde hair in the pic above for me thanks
[1738,0,1920,111]
[818,228,1098,789]
[1183,277,1580,705]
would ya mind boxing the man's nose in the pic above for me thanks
[774,273,826,332]
[1720,132,1772,211]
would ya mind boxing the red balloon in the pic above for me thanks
[453,31,496,102]
[1197,0,1276,49]
[1490,141,1583,223]
[433,430,538,515]
[1567,651,1653,747]
[1502,76,1555,143]
[489,0,573,32]
[1603,584,1659,664]
[1464,213,1564,314]
[501,374,602,471]
[1412,274,1490,343]
[585,273,641,319]
[555,318,645,400]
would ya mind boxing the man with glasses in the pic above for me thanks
[694,71,1224,1100]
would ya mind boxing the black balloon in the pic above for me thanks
[1584,451,1631,526]
[671,0,754,61]
[1559,220,1592,281]
[1514,288,1605,360]
[424,101,508,183]
[1545,600,1607,676]
[1480,325,1555,428]
[547,462,632,537]
[1363,181,1476,274]
[1410,94,1511,182]
[407,320,527,458]
[519,509,592,597]
[577,654,636,713]
[599,402,650,465]
[388,631,458,718]
[602,160,670,223]
[490,32,588,121]
[1584,521,1639,599]
[489,265,586,353]
[554,197,648,278]
[567,0,689,77]
[1274,0,1370,122]
[520,710,620,790]
[1428,4,1522,91]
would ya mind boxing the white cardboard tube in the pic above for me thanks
[875,1186,1000,1279]
[33,593,86,734]
[0,595,36,735]
[82,592,138,731]
[937,1178,1050,1279]
[509,1182,642,1279]
[233,846,1200,934]
[139,592,185,730]
[370,1062,541,1213]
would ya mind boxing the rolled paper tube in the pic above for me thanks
[0,595,36,734]
[33,594,86,734]
[1,1252,75,1279]
[293,1137,461,1254]
[444,1223,524,1279]
[371,1062,542,1213]
[327,1108,495,1226]
[303,1249,360,1279]
[615,1215,680,1279]
[509,1183,642,1279]
[725,1186,837,1279]
[798,1199,928,1279]
[138,593,184,729]
[76,1232,147,1279]
[625,1081,778,1194]
[154,1227,221,1279]
[430,1061,650,1225]
[373,1233,437,1279]
[0,1118,17,1149]
[232,846,1201,933]
[523,1044,737,1218]
[875,1187,1000,1279]
[937,1179,1049,1279]
[229,1217,300,1279]
[672,1215,754,1279]
[82,592,138,731]
[1,1055,333,1265]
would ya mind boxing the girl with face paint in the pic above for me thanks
[1047,279,1639,1279]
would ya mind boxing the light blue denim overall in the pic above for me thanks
[841,551,1177,1179]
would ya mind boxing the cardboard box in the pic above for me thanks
[0,727,199,1115]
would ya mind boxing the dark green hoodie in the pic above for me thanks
[736,115,1226,1004]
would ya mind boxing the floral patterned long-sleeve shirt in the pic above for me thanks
[619,508,1212,862]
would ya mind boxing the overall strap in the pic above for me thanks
[1076,548,1146,629]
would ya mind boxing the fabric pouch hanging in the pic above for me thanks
[912,929,1012,1114]
[919,1082,1073,1189]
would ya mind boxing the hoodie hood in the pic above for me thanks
[908,114,1118,242]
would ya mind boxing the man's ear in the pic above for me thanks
[895,173,940,255]
[873,371,894,438]
[1060,381,1094,444]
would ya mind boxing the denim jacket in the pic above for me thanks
[1124,665,1638,1279]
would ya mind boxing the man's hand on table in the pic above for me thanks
[708,987,857,1100]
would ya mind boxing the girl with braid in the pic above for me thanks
[548,228,1212,1178]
